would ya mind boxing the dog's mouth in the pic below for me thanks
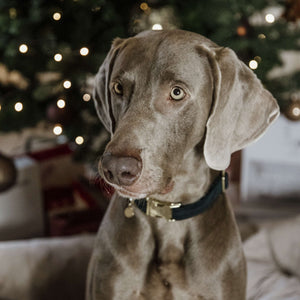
[116,187,148,199]
[105,177,175,200]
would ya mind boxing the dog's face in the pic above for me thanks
[94,30,279,199]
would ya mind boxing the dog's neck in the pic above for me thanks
[151,148,219,205]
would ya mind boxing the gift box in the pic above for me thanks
[0,156,44,240]
[0,141,111,238]
[27,143,110,236]
[48,178,109,236]
[28,143,84,190]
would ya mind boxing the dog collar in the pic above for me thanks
[124,171,228,222]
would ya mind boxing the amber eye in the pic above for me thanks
[170,87,185,101]
[113,82,123,95]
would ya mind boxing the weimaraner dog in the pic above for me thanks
[86,29,279,299]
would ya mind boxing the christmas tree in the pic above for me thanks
[0,0,299,161]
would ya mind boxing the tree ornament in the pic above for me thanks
[0,63,29,89]
[236,16,253,38]
[237,26,247,37]
[282,0,300,22]
[284,97,300,121]
[46,102,72,125]
[0,153,17,193]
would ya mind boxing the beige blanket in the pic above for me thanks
[0,234,94,300]
[244,215,300,300]
[1,217,299,300]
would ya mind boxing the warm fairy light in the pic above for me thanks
[249,60,258,70]
[140,2,149,11]
[258,33,266,39]
[0,104,2,111]
[54,53,63,62]
[292,107,300,117]
[75,136,84,145]
[265,13,275,23]
[80,47,89,56]
[83,93,91,102]
[53,12,61,21]
[57,99,66,108]
[237,26,247,37]
[19,44,28,53]
[53,124,63,135]
[9,8,17,19]
[63,80,72,89]
[152,24,163,30]
[14,102,23,112]
[254,56,262,63]
[92,6,101,12]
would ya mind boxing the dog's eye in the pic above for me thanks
[113,82,123,95]
[170,87,185,101]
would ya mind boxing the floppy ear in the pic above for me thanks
[203,47,279,170]
[93,38,125,134]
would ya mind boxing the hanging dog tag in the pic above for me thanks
[124,198,135,218]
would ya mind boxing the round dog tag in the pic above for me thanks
[124,206,135,218]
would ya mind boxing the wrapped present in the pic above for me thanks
[0,156,44,240]
[28,143,84,190]
[48,178,109,236]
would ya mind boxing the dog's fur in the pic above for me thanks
[86,30,279,300]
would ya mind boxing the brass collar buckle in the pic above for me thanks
[146,197,182,222]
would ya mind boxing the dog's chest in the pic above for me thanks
[144,221,191,297]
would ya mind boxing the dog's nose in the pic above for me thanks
[101,153,142,186]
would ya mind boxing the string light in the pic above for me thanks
[254,56,262,63]
[53,124,63,135]
[53,12,61,21]
[237,26,247,37]
[249,60,258,70]
[258,33,266,40]
[152,24,163,30]
[140,2,149,11]
[19,44,28,53]
[286,99,300,121]
[57,99,66,108]
[0,104,2,111]
[75,136,84,145]
[54,53,63,62]
[92,6,101,12]
[83,93,91,102]
[265,13,275,23]
[9,8,17,19]
[292,107,300,117]
[63,80,72,89]
[80,47,89,56]
[14,102,23,112]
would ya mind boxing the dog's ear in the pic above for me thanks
[93,38,125,134]
[202,46,279,170]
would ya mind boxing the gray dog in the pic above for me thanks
[86,30,279,300]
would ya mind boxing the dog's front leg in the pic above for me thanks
[86,195,155,300]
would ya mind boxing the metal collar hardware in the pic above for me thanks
[221,170,226,193]
[146,198,181,222]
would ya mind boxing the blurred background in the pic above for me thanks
[0,0,299,299]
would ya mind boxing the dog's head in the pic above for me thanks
[94,30,279,199]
